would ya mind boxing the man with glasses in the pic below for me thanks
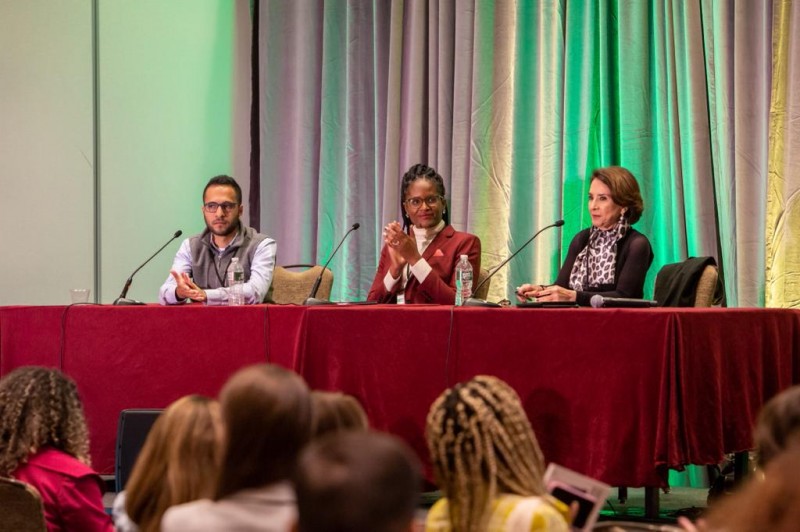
[158,175,276,305]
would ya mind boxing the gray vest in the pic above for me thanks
[189,224,269,295]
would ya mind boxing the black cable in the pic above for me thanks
[444,304,456,386]
[59,303,101,370]
[263,304,271,362]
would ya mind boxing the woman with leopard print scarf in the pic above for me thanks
[516,166,653,306]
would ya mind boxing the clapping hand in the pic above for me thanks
[383,221,420,277]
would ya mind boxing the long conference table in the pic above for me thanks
[1,304,799,492]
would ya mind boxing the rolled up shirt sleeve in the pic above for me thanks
[383,271,401,292]
[158,239,192,305]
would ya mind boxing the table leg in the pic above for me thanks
[644,487,660,518]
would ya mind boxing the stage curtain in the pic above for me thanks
[255,0,800,308]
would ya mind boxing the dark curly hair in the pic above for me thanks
[400,163,449,229]
[0,366,91,475]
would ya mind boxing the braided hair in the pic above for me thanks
[426,375,547,532]
[0,366,91,475]
[400,163,449,230]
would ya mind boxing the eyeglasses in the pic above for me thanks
[203,202,239,213]
[403,195,443,209]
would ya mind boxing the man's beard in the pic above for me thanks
[208,219,238,236]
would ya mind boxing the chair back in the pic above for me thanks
[270,264,334,305]
[653,257,723,307]
[115,409,163,490]
[0,477,47,532]
[472,268,491,300]
[693,264,719,307]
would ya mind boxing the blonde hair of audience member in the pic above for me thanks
[0,366,90,475]
[311,391,369,439]
[124,395,223,532]
[426,375,548,531]
[753,384,800,468]
[216,364,312,499]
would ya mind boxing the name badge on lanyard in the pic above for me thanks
[397,264,410,305]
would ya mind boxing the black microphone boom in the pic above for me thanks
[113,230,183,306]
[303,223,360,306]
[464,220,564,307]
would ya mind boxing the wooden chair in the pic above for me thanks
[0,477,47,532]
[693,264,720,307]
[269,264,334,305]
[653,257,724,307]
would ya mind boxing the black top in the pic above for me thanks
[554,228,654,306]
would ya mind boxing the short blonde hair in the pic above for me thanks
[125,395,223,532]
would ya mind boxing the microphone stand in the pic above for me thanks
[114,230,183,305]
[303,223,360,306]
[464,220,564,307]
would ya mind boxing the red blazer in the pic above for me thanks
[368,225,481,304]
[12,447,113,532]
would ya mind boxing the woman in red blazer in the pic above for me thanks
[368,164,481,305]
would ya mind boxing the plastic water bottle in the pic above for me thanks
[454,255,473,306]
[228,257,245,306]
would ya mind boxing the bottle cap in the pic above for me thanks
[460,254,468,260]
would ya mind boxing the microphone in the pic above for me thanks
[590,295,658,308]
[464,220,565,307]
[303,223,360,306]
[114,230,183,305]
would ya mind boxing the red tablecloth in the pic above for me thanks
[1,304,798,487]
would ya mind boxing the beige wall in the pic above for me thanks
[0,1,95,305]
[0,0,250,305]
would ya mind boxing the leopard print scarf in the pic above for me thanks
[568,221,629,291]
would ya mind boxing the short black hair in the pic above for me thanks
[203,175,242,204]
[295,431,421,532]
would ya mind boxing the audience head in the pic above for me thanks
[426,375,547,531]
[215,364,312,500]
[0,366,90,475]
[754,385,800,468]
[124,395,223,532]
[590,166,644,225]
[400,163,449,229]
[700,447,800,532]
[295,431,421,532]
[311,391,369,439]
